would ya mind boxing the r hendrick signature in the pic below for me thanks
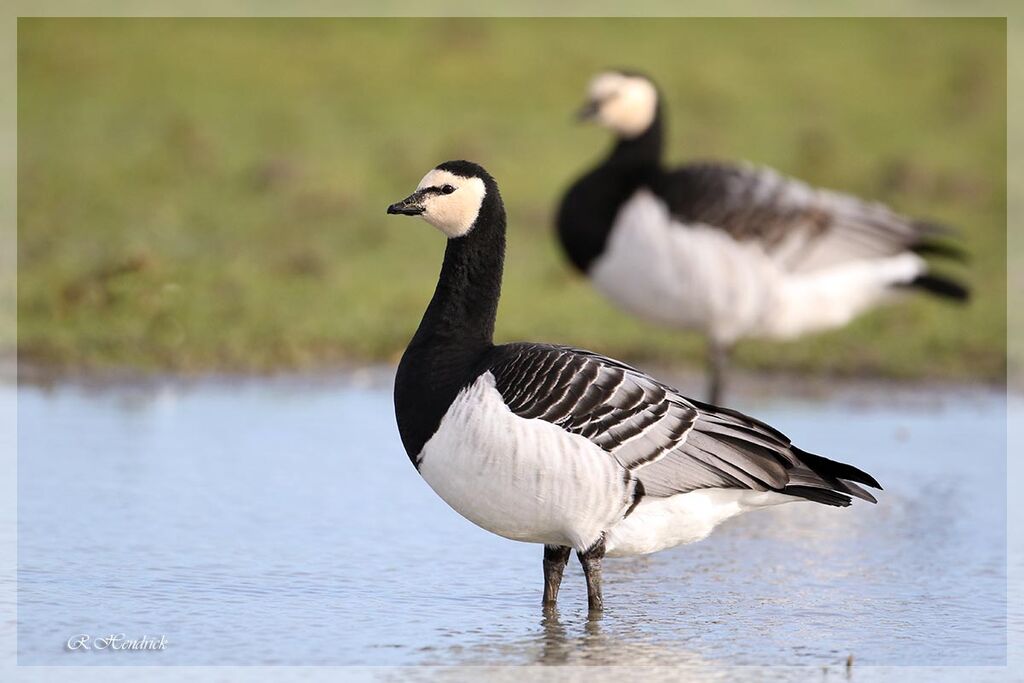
[66,634,168,651]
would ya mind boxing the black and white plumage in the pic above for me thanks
[389,160,881,612]
[557,70,969,403]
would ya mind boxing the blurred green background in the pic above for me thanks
[17,18,1006,380]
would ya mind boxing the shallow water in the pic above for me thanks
[15,374,1007,667]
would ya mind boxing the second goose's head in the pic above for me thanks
[386,160,500,239]
[576,70,659,139]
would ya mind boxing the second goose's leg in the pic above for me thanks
[578,536,606,613]
[707,340,731,405]
[542,545,572,607]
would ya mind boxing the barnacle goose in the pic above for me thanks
[557,70,969,404]
[389,160,881,613]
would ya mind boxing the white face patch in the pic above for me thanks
[415,169,487,238]
[588,72,658,138]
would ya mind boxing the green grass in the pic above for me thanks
[17,18,1006,380]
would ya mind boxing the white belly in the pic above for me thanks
[588,190,926,344]
[604,488,796,557]
[417,372,632,551]
[761,252,924,339]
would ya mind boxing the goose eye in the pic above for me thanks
[440,184,456,195]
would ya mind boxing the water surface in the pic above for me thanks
[16,374,1007,667]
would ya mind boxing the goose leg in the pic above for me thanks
[707,340,731,405]
[578,536,605,613]
[542,545,572,607]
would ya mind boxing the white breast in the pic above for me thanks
[417,372,631,551]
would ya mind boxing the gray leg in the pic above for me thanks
[577,536,605,613]
[543,545,572,607]
[707,340,731,405]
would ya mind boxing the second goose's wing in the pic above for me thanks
[654,161,961,273]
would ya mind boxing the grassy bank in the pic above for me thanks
[17,18,1006,380]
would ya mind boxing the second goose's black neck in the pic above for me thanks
[395,182,506,462]
[607,104,665,169]
[556,106,665,273]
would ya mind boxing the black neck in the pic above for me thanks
[395,188,506,462]
[407,201,505,353]
[554,106,665,273]
[606,104,664,169]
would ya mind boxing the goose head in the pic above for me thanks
[387,160,494,239]
[576,70,659,139]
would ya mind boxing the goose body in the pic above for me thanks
[389,160,881,611]
[557,71,969,402]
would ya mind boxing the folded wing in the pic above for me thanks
[654,161,962,273]
[485,343,880,507]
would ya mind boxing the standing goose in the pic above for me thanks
[557,70,969,404]
[389,160,881,613]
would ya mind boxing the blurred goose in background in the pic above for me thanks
[557,70,969,404]
[388,160,881,613]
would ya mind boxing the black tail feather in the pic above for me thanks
[904,273,970,302]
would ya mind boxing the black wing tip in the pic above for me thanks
[790,447,882,505]
[791,447,881,486]
[781,486,853,507]
[911,239,970,263]
[904,273,970,303]
[839,480,879,504]
[844,465,882,491]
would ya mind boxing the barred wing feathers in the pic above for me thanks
[485,343,880,507]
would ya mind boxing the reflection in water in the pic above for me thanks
[458,604,711,667]
[533,608,628,666]
[540,609,622,666]
[14,379,1006,667]
[537,608,571,665]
